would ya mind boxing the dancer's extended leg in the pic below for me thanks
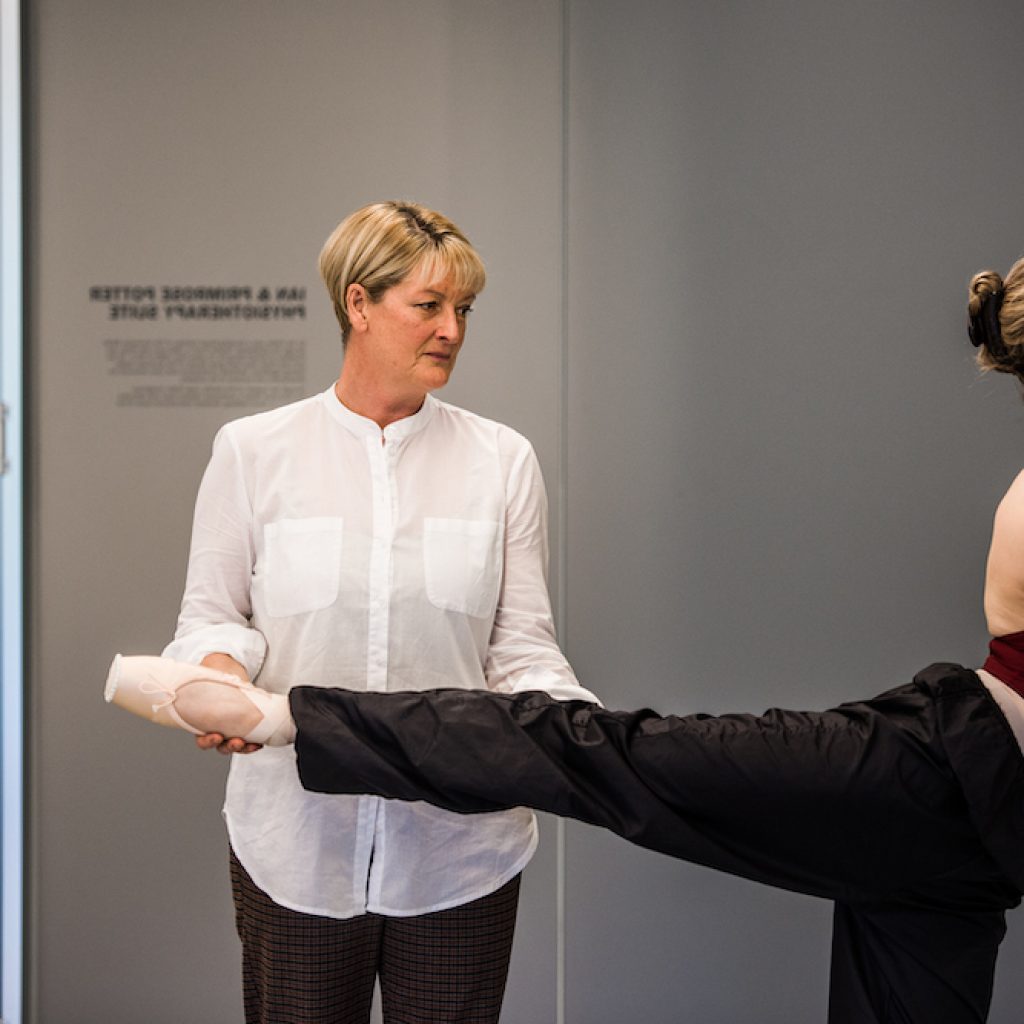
[287,665,1024,1024]
[105,654,295,746]
[290,671,1003,898]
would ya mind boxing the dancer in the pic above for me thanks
[108,258,1024,1023]
[124,200,599,1024]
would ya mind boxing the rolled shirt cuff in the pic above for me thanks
[162,623,267,681]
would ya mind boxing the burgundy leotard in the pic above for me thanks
[983,631,1024,699]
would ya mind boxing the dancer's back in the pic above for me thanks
[984,470,1024,636]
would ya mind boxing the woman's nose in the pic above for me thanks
[437,307,460,341]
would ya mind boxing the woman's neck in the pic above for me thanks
[333,376,426,430]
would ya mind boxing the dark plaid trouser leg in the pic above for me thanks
[231,849,520,1024]
[230,848,382,1024]
[379,874,521,1024]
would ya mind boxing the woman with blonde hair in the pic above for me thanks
[121,200,598,1024]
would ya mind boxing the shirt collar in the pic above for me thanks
[320,385,437,441]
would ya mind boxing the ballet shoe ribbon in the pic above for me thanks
[139,677,175,716]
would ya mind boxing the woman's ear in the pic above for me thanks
[346,283,370,333]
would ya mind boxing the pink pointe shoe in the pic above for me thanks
[104,654,295,747]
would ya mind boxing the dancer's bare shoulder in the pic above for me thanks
[984,470,1024,636]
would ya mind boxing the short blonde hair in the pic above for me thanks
[319,201,486,341]
[969,256,1024,378]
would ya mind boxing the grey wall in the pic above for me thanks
[563,3,1024,1021]
[26,1,1024,1022]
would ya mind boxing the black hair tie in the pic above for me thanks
[969,287,1007,358]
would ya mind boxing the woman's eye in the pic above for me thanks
[416,301,439,312]
[457,305,474,317]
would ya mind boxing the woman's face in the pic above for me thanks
[348,261,476,402]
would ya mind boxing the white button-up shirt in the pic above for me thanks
[164,386,598,918]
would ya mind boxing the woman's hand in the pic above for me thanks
[195,653,263,755]
[196,733,263,755]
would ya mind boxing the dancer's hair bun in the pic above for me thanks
[969,261,1024,379]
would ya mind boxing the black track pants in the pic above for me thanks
[290,664,1024,1023]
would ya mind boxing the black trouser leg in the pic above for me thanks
[291,665,1024,1022]
[294,673,1006,900]
[828,900,1007,1024]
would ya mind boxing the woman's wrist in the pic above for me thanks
[200,652,250,683]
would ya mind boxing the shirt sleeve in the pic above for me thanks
[162,424,267,678]
[485,440,600,704]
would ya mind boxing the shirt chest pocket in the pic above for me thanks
[262,517,344,618]
[423,518,502,619]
